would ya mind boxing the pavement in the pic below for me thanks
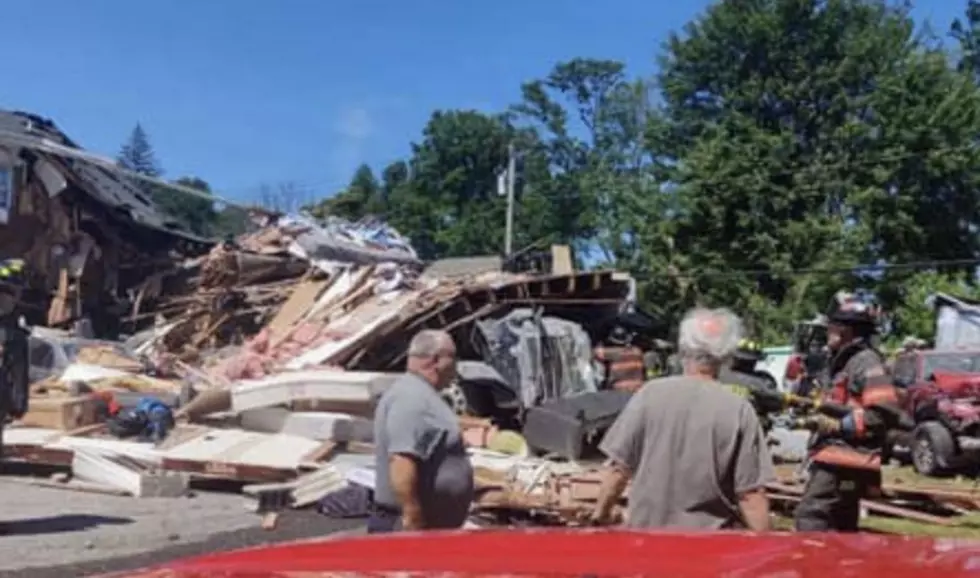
[0,478,364,577]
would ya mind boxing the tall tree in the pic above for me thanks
[653,0,980,340]
[312,165,385,220]
[117,123,161,176]
[951,0,980,82]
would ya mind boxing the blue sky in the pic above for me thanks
[0,0,968,207]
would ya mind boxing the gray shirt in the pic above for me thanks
[373,373,474,529]
[599,375,775,530]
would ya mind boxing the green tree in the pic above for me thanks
[311,164,386,220]
[387,110,516,259]
[117,124,222,238]
[161,176,218,237]
[117,123,161,176]
[211,204,250,239]
[652,0,980,341]
[951,0,980,82]
[888,270,979,344]
[510,58,631,251]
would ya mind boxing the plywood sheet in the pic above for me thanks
[265,277,330,338]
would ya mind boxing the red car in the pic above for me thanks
[99,530,980,577]
[892,349,980,476]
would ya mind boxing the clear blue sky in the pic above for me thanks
[0,0,966,206]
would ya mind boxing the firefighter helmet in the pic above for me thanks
[827,290,880,328]
[0,258,25,297]
[734,338,764,361]
[608,326,630,344]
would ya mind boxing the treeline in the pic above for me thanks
[309,0,980,343]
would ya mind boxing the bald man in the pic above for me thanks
[370,329,474,533]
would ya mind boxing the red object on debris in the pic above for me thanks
[90,390,121,416]
[104,530,980,577]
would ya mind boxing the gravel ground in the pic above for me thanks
[0,478,364,577]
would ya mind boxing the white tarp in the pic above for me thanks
[928,292,980,350]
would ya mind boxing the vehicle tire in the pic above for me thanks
[911,421,957,477]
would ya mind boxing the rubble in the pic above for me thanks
[5,210,970,537]
[1,212,631,526]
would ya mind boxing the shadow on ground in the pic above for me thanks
[0,514,132,536]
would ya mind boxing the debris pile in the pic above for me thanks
[3,212,640,528]
[9,212,963,535]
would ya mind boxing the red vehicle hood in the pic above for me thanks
[932,371,980,391]
[103,530,980,577]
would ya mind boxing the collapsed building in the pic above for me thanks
[0,109,212,336]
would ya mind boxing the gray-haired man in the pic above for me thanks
[590,307,775,530]
[370,329,474,533]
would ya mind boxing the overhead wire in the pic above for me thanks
[629,257,980,282]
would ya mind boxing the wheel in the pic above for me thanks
[911,421,956,477]
[441,381,470,416]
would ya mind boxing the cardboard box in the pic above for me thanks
[20,395,101,430]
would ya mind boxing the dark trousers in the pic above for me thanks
[367,504,402,534]
[794,462,877,532]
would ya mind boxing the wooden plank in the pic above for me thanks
[160,457,296,483]
[550,245,573,275]
[266,276,330,340]
[861,500,955,526]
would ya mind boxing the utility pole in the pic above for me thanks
[504,142,516,257]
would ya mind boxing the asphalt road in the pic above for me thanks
[3,512,365,578]
[0,477,364,578]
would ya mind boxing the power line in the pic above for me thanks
[630,257,980,282]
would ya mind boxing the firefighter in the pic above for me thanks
[718,338,782,432]
[719,339,774,390]
[594,326,645,393]
[0,258,30,460]
[793,291,909,532]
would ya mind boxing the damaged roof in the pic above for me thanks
[0,109,213,244]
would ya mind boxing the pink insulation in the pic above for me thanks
[214,324,352,380]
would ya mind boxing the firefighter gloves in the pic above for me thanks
[797,414,842,435]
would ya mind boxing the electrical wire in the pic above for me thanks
[630,257,980,281]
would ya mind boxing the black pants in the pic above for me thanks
[367,505,402,534]
[794,462,878,532]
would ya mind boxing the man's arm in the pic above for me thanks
[592,394,647,524]
[592,461,630,524]
[738,488,770,532]
[733,402,775,531]
[840,361,912,439]
[388,454,424,530]
[385,398,442,530]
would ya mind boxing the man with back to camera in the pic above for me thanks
[370,329,474,533]
[590,307,775,531]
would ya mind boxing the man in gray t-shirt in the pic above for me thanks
[371,329,474,533]
[591,307,775,531]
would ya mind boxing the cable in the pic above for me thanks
[630,257,980,282]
